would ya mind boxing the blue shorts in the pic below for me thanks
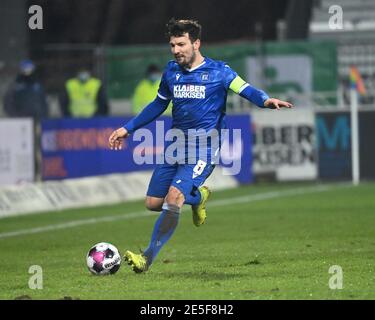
[147,161,215,199]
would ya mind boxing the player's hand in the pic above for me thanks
[108,127,129,150]
[264,98,293,110]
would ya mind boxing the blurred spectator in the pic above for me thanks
[3,59,49,120]
[132,64,171,115]
[60,70,109,117]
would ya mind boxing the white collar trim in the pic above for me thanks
[185,60,206,72]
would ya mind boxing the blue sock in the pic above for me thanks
[143,203,180,265]
[184,188,201,206]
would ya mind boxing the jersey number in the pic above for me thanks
[193,160,207,179]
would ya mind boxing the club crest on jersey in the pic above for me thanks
[176,73,181,81]
[173,84,206,99]
[201,72,209,81]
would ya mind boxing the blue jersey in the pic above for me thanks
[157,57,237,133]
[124,56,268,164]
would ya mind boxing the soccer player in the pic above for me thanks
[108,18,292,273]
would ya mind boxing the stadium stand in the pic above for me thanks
[309,0,375,106]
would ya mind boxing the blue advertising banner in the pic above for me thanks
[41,115,252,184]
[316,112,351,179]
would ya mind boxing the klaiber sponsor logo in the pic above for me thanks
[173,84,206,99]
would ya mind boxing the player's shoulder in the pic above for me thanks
[164,60,179,72]
[204,57,232,70]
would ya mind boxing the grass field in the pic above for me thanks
[0,182,374,300]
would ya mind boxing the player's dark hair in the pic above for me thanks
[166,18,202,43]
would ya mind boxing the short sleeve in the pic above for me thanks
[157,71,172,100]
[222,64,238,90]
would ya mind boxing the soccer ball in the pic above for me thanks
[86,242,121,275]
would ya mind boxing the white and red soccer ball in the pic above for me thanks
[86,242,121,275]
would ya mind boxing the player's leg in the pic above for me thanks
[144,163,178,211]
[145,196,163,212]
[179,162,215,226]
[141,185,184,266]
[125,185,184,273]
[191,185,211,226]
[124,164,179,273]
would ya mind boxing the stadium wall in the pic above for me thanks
[0,119,35,186]
[0,169,238,219]
[251,108,317,181]
[40,115,252,184]
[316,109,375,180]
[2,109,375,217]
[252,108,375,182]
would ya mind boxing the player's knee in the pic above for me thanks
[145,197,163,211]
[165,186,184,207]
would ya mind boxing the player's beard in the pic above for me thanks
[176,51,196,69]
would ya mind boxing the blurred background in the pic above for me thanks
[1,0,375,214]
[4,0,374,115]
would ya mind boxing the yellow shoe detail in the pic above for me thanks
[123,250,148,273]
[192,186,211,227]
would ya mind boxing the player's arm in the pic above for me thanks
[108,95,170,150]
[109,67,172,150]
[123,95,170,134]
[229,75,293,110]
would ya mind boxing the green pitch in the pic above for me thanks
[1,182,374,300]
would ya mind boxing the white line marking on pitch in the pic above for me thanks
[0,184,350,239]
